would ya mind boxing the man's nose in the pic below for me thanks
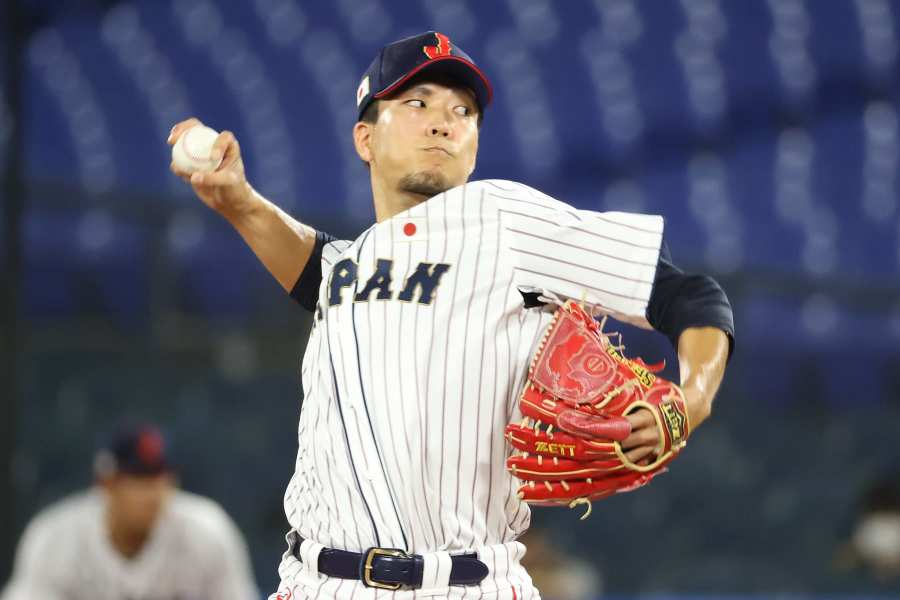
[428,124,450,137]
[427,113,452,137]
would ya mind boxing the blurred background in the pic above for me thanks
[2,0,900,597]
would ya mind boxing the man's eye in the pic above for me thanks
[454,106,471,116]
[405,99,425,108]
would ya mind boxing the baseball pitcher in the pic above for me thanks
[168,31,734,599]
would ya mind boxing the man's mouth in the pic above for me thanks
[422,146,453,157]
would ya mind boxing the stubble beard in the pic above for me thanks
[397,170,453,198]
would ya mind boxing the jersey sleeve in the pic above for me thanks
[289,230,348,312]
[646,242,735,359]
[1,511,67,600]
[490,180,663,318]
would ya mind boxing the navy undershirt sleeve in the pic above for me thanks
[646,242,735,359]
[289,230,338,312]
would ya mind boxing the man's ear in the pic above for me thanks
[353,121,374,164]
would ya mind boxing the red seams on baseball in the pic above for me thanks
[403,222,417,236]
[174,126,222,173]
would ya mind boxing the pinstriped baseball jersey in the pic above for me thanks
[277,179,663,598]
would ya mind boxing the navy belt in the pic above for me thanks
[292,538,488,590]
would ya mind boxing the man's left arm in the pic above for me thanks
[677,325,730,428]
[648,242,733,423]
[620,243,734,463]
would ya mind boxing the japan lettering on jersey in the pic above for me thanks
[278,179,662,598]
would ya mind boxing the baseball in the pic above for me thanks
[172,125,223,174]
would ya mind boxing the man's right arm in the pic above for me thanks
[228,188,317,292]
[167,118,316,292]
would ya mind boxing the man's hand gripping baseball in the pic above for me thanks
[505,300,691,518]
[167,118,317,292]
[168,118,257,221]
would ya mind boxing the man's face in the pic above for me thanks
[363,80,480,197]
[103,473,174,535]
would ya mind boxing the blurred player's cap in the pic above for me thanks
[94,424,171,478]
[356,31,492,121]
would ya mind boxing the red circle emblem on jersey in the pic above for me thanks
[403,222,417,236]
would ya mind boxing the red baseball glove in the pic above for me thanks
[505,300,691,518]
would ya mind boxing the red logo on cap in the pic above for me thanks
[403,222,417,236]
[424,32,452,60]
[137,430,164,465]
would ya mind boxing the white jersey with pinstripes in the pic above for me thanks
[276,179,663,599]
[2,490,258,600]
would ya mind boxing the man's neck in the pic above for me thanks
[371,177,429,223]
[106,513,149,559]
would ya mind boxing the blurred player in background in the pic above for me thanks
[1,424,258,600]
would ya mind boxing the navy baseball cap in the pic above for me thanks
[94,424,171,478]
[356,31,493,121]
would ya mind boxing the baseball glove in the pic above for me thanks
[504,300,690,519]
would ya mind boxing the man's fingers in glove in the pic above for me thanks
[557,410,631,441]
[620,408,658,450]
[624,446,655,463]
[619,408,661,463]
